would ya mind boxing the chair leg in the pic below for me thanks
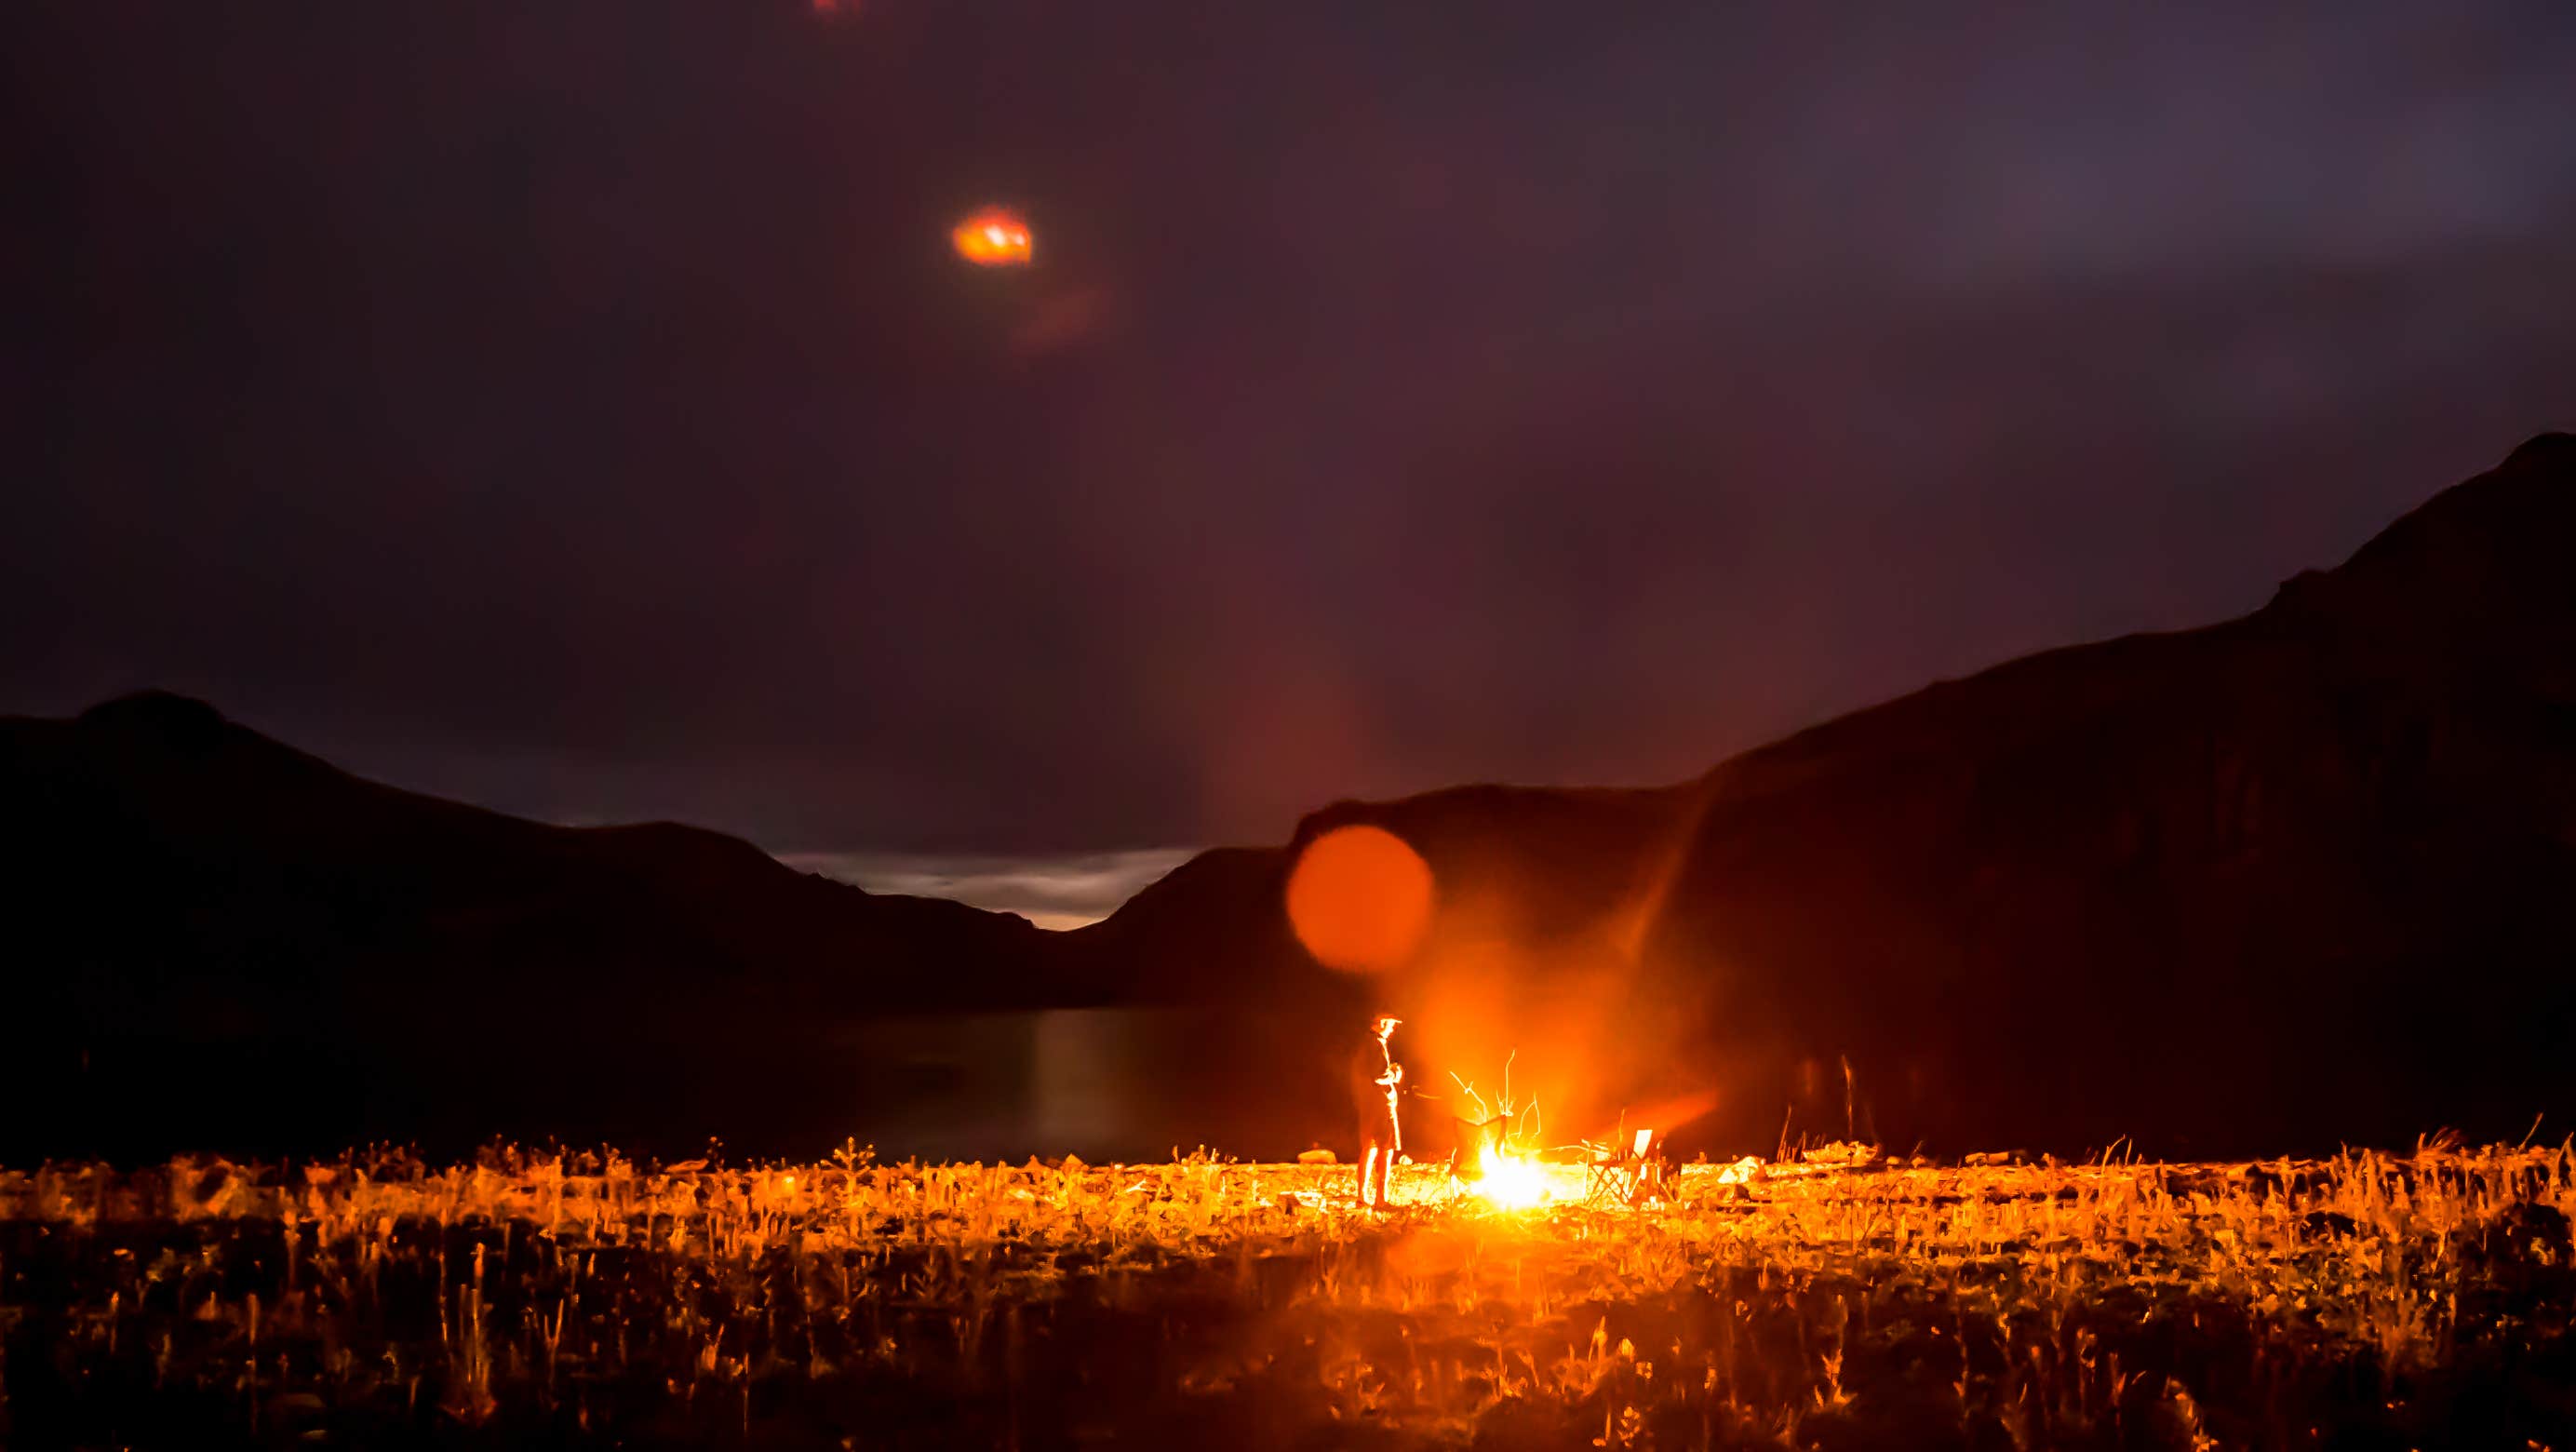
[1625,1164,1662,1206]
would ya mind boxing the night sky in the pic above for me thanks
[8,3,2574,911]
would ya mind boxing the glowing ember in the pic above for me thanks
[952,208,1034,266]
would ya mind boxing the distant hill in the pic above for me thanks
[7,436,2570,1162]
[0,692,1089,1156]
[1636,432,2576,1155]
[1061,433,2576,1159]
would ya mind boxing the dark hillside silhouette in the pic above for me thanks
[1,693,1075,1157]
[1644,433,2576,1155]
[1069,434,2576,1158]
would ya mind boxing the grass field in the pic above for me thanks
[3,1140,2571,1449]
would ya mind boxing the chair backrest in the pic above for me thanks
[1630,1128,1654,1158]
[1453,1113,1515,1177]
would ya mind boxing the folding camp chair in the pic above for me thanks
[1584,1126,1667,1205]
[1450,1112,1515,1193]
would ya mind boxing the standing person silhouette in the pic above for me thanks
[1349,1015,1404,1209]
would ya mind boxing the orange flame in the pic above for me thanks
[952,208,1034,267]
[1473,1155,1549,1209]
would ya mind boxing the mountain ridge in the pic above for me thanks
[1060,431,2576,1156]
[7,433,2570,1160]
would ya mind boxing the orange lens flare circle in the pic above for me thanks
[952,208,1033,267]
[1284,824,1433,973]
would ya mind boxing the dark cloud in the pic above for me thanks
[6,0,2572,859]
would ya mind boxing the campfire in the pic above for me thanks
[1439,1055,1676,1212]
[1454,1113,1549,1208]
[1446,1056,1551,1209]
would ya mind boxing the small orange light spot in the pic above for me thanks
[954,208,1034,266]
